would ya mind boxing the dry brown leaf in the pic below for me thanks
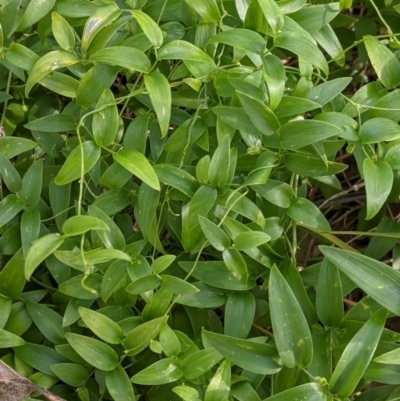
[0,361,67,401]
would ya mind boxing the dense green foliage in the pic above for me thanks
[1,0,400,400]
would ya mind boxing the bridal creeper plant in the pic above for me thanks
[1,0,400,400]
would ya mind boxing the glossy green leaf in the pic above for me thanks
[280,120,342,149]
[152,255,176,274]
[0,137,37,160]
[18,160,42,207]
[263,55,286,110]
[106,365,136,401]
[81,5,121,53]
[159,322,181,357]
[316,259,343,327]
[275,96,320,118]
[224,291,255,339]
[25,51,79,97]
[269,265,313,368]
[126,274,162,294]
[50,363,89,387]
[222,248,248,284]
[25,234,64,280]
[329,308,387,397]
[363,158,393,220]
[131,10,163,47]
[0,328,25,348]
[123,316,167,355]
[306,77,352,106]
[51,12,75,51]
[374,347,400,365]
[181,347,223,379]
[254,180,294,208]
[202,329,281,374]
[0,195,24,227]
[93,89,118,147]
[144,72,171,138]
[359,118,400,144]
[101,260,128,302]
[365,36,400,89]
[237,91,280,136]
[176,282,227,308]
[287,197,331,232]
[54,141,101,185]
[65,332,119,371]
[0,154,21,192]
[89,46,150,73]
[72,248,131,265]
[114,148,160,191]
[78,307,123,344]
[25,114,76,133]
[199,216,230,251]
[59,274,102,299]
[208,135,231,187]
[265,383,328,401]
[161,275,200,294]
[18,0,56,30]
[234,231,270,250]
[131,358,183,385]
[205,359,231,401]
[0,248,25,298]
[208,29,266,55]
[62,215,109,237]
[26,301,65,344]
[320,247,400,316]
[183,0,221,23]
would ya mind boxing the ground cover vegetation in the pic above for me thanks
[0,0,400,400]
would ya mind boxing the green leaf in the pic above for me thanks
[161,275,200,294]
[0,137,37,159]
[89,46,151,73]
[183,0,221,23]
[359,118,400,144]
[205,359,231,401]
[199,216,230,251]
[374,347,400,365]
[269,265,313,368]
[72,248,131,265]
[319,247,400,316]
[208,135,231,188]
[126,274,162,294]
[93,89,118,147]
[78,307,123,344]
[0,248,25,298]
[62,215,109,237]
[181,347,223,379]
[131,10,163,47]
[328,309,387,398]
[65,332,119,371]
[202,329,281,374]
[0,194,24,227]
[0,329,25,348]
[106,366,136,401]
[313,24,345,66]
[81,5,121,53]
[316,259,343,327]
[306,77,352,106]
[18,0,56,30]
[152,255,176,274]
[286,197,331,232]
[25,114,76,133]
[363,158,393,220]
[255,0,284,34]
[275,96,320,118]
[18,160,43,207]
[263,55,286,110]
[49,181,71,233]
[144,72,171,138]
[234,231,270,250]
[222,248,248,284]
[25,50,79,97]
[224,291,255,339]
[254,180,294,208]
[237,91,280,136]
[25,234,64,280]
[59,274,102,299]
[176,282,227,308]
[26,301,65,344]
[275,17,328,76]
[159,322,181,357]
[50,363,89,387]
[365,36,400,89]
[280,120,342,149]
[265,383,328,401]
[51,12,75,51]
[131,358,183,385]
[208,28,266,55]
[101,260,128,302]
[0,154,21,192]
[114,148,160,191]
[123,316,167,355]
[54,141,101,185]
